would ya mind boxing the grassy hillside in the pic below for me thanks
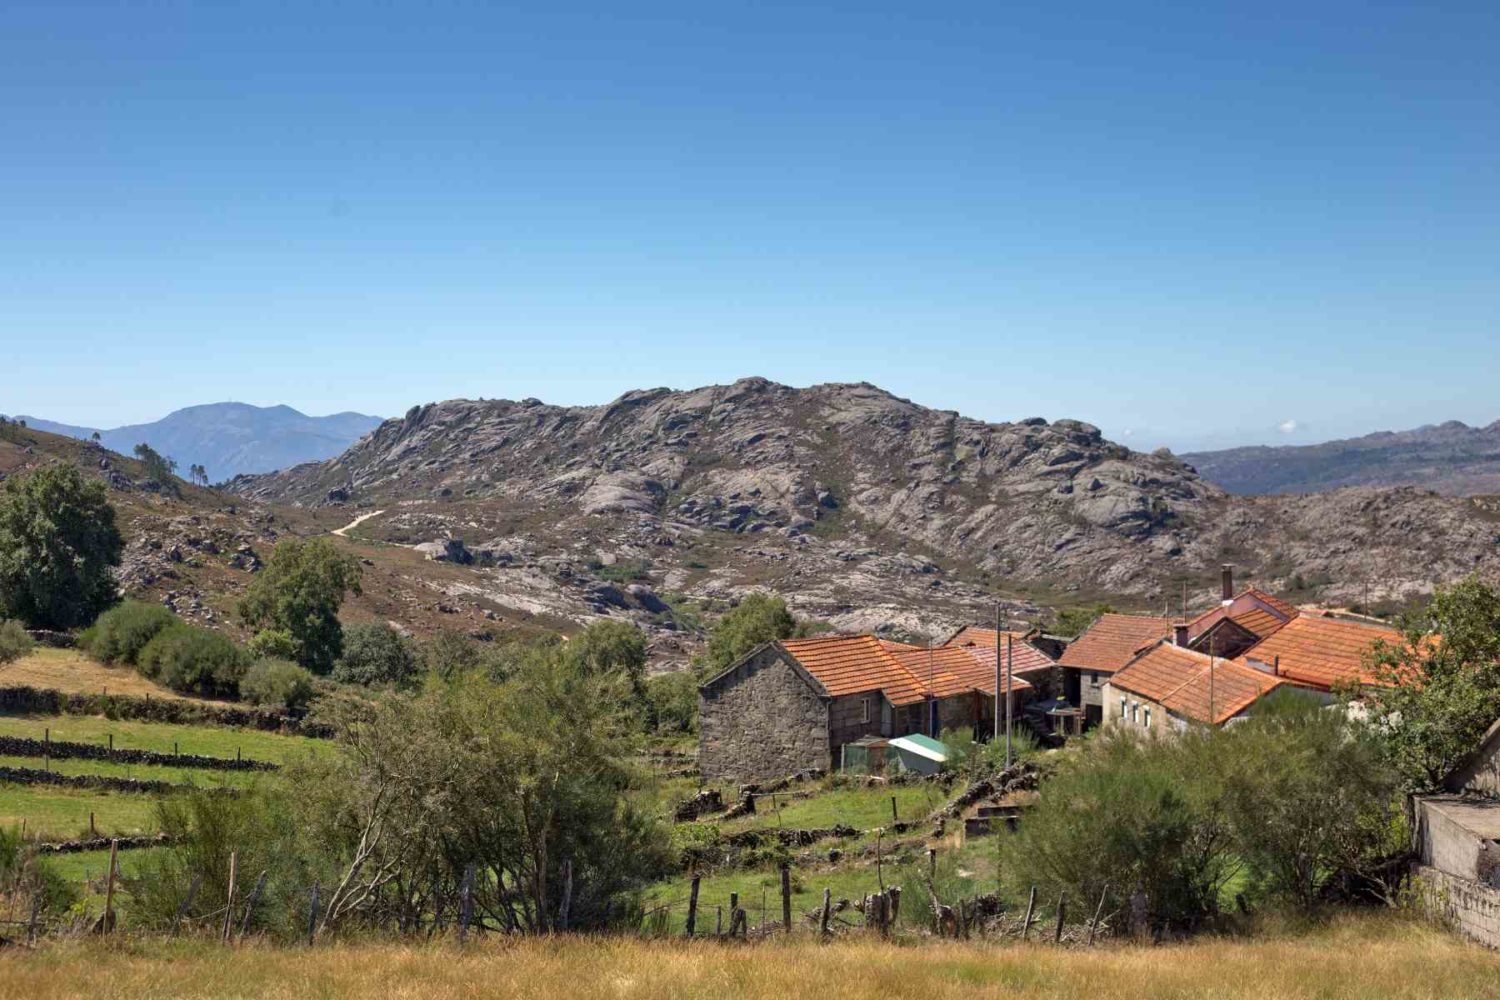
[0,913,1491,999]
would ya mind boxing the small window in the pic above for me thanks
[862,697,871,724]
[1120,697,1128,718]
[1143,707,1152,728]
[1130,701,1138,723]
[1090,671,1100,686]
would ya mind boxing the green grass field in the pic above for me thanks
[718,781,949,836]
[0,712,325,764]
[0,784,159,841]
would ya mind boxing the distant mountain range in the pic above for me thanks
[1183,420,1500,496]
[11,403,383,482]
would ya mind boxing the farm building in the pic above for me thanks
[698,634,1035,783]
[1413,716,1500,949]
[1057,612,1176,727]
[1103,639,1286,732]
[1237,613,1402,693]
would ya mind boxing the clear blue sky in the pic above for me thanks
[3,1,1497,451]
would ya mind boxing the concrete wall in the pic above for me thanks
[699,646,831,783]
[1416,864,1500,950]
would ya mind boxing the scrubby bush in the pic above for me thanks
[137,624,248,698]
[332,621,417,688]
[645,671,698,733]
[0,619,33,664]
[240,658,316,710]
[85,600,176,665]
[246,628,298,661]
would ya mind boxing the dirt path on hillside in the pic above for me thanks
[332,509,385,537]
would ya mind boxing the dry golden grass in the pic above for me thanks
[2,913,1497,1000]
[0,647,201,702]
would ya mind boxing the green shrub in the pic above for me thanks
[0,619,33,664]
[646,671,698,733]
[137,624,248,698]
[240,658,316,710]
[332,622,417,688]
[85,600,176,664]
[246,628,298,661]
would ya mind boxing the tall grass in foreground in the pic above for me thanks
[1,913,1497,1000]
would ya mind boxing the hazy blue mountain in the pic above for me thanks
[1183,420,1500,496]
[13,403,383,482]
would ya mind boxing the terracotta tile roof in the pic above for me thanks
[1239,614,1402,690]
[1110,642,1284,725]
[944,626,1038,650]
[1058,613,1175,673]
[950,641,1057,677]
[780,635,928,704]
[889,646,1033,700]
[1187,589,1298,642]
[779,635,1030,708]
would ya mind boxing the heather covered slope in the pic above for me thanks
[228,378,1500,616]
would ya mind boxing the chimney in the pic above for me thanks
[1173,622,1189,647]
[1272,655,1280,676]
[1221,564,1234,603]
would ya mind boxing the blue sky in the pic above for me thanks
[3,1,1497,451]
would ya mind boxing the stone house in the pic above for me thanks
[698,634,1034,783]
[1058,613,1176,727]
[1413,717,1500,948]
[1102,639,1285,733]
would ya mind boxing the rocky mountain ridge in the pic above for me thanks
[229,379,1500,627]
[1184,419,1500,496]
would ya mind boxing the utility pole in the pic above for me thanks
[993,604,1003,742]
[1005,632,1014,769]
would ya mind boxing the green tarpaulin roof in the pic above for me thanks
[889,734,951,762]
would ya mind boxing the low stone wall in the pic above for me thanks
[1415,864,1500,949]
[0,735,277,771]
[0,685,330,737]
[0,764,183,795]
[25,630,76,649]
[37,833,174,855]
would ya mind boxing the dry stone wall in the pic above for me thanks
[1416,864,1500,949]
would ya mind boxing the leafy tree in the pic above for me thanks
[132,442,180,495]
[0,620,33,665]
[1357,575,1500,792]
[564,619,648,697]
[699,593,798,676]
[332,621,417,688]
[0,464,124,628]
[90,431,101,443]
[1052,603,1115,638]
[416,627,487,680]
[241,658,316,710]
[85,600,176,664]
[238,537,362,675]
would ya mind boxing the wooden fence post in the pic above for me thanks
[307,883,320,946]
[89,812,96,838]
[1021,886,1036,940]
[221,851,238,943]
[172,873,202,937]
[780,863,792,934]
[685,874,701,938]
[1087,884,1109,945]
[820,888,832,936]
[716,906,723,936]
[27,894,41,946]
[1053,893,1066,944]
[240,870,268,937]
[99,838,119,935]
[891,796,898,823]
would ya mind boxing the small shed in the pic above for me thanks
[887,734,952,776]
[840,736,891,775]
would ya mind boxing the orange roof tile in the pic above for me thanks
[1239,614,1402,690]
[1058,613,1175,673]
[889,646,1033,701]
[944,626,1038,650]
[1110,642,1284,725]
[1187,588,1298,642]
[780,635,928,704]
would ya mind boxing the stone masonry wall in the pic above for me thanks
[1416,864,1500,949]
[699,647,830,783]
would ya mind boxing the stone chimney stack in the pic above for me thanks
[1221,564,1234,603]
[1173,623,1190,647]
